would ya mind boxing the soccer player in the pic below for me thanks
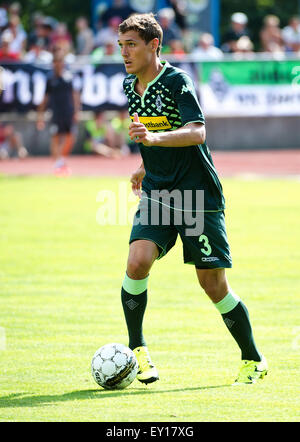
[118,13,268,385]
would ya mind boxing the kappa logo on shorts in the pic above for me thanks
[201,257,219,262]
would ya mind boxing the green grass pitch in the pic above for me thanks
[0,175,299,422]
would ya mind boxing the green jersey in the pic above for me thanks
[123,61,225,211]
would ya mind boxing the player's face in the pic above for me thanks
[118,30,156,75]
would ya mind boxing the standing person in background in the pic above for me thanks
[36,49,81,176]
[75,16,94,55]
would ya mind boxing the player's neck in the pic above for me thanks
[135,58,163,94]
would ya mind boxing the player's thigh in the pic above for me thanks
[127,239,159,279]
[128,203,178,278]
[130,202,178,261]
[179,210,232,269]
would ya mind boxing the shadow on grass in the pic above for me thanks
[0,384,232,408]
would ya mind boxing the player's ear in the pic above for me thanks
[151,38,159,53]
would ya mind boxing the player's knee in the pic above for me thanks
[126,255,152,279]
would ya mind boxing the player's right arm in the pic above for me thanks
[129,113,145,197]
[36,93,49,131]
[130,160,145,198]
[36,73,52,131]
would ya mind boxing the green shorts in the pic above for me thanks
[129,199,232,269]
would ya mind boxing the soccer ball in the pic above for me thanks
[91,343,138,390]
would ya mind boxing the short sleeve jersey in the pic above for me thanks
[123,61,225,211]
[45,69,75,121]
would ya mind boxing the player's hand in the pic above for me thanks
[130,165,145,198]
[129,113,155,146]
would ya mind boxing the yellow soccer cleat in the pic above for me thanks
[133,346,159,384]
[233,355,268,385]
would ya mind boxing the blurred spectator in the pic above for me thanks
[95,16,121,51]
[84,111,121,158]
[158,7,182,52]
[0,6,8,32]
[23,37,53,64]
[232,36,255,59]
[0,122,28,159]
[168,39,186,58]
[91,37,123,63]
[50,22,73,55]
[27,16,56,52]
[222,12,250,53]
[8,2,21,17]
[282,16,300,53]
[191,32,223,60]
[99,0,134,28]
[260,15,285,53]
[0,29,20,60]
[27,13,46,50]
[75,16,94,55]
[36,49,81,176]
[3,14,27,55]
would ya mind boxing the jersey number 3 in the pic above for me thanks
[199,234,212,256]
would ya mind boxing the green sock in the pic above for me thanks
[215,292,261,361]
[121,273,148,350]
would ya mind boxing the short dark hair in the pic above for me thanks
[119,13,163,56]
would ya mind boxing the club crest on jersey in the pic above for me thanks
[155,94,163,112]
